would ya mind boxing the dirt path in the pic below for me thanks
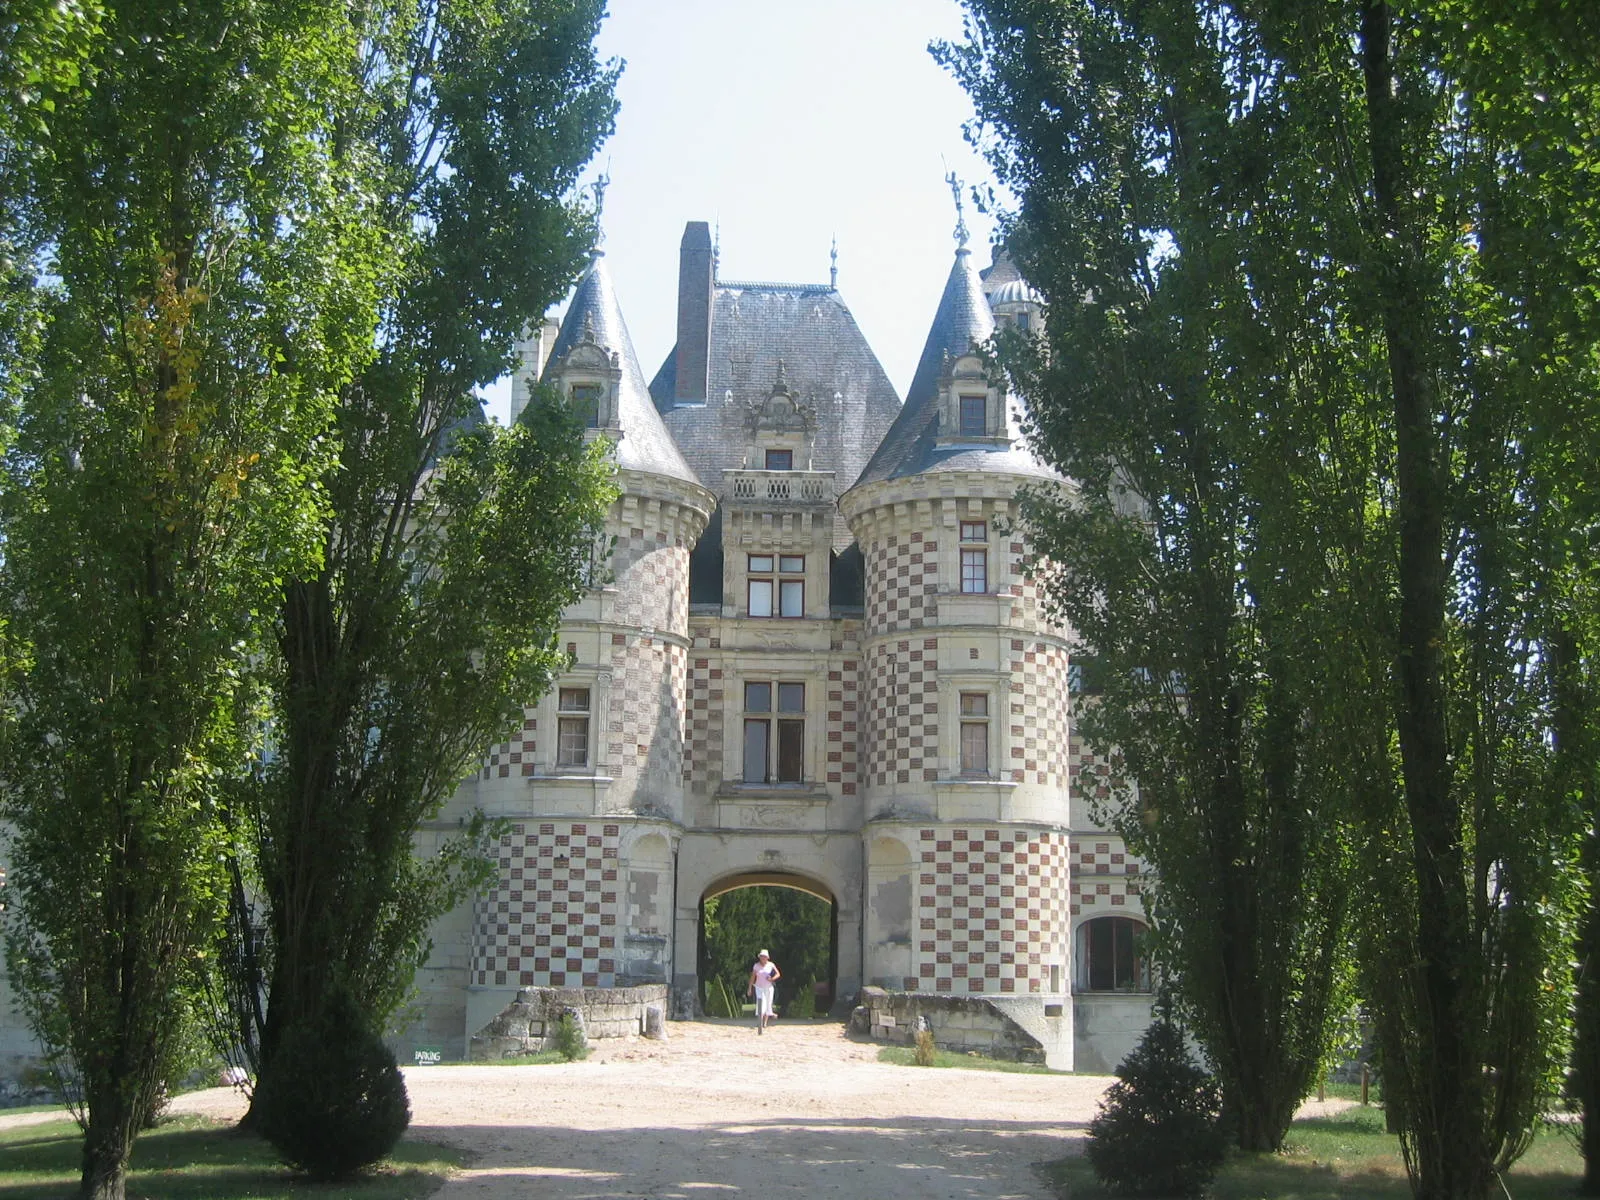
[155,1019,1110,1199]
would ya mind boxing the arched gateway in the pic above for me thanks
[409,221,1154,1074]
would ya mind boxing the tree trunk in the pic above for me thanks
[1360,5,1489,1198]
[80,1094,137,1200]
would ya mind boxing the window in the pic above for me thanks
[1079,917,1150,991]
[959,521,987,594]
[764,448,793,471]
[959,692,989,775]
[556,687,591,768]
[570,383,601,428]
[743,681,805,783]
[959,394,986,437]
[747,554,804,618]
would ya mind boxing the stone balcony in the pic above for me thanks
[723,468,834,508]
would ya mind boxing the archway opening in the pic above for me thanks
[698,873,836,1019]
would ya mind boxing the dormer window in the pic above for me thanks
[571,383,602,428]
[959,395,986,438]
[765,448,793,471]
[937,351,1002,445]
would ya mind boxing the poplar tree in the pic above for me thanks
[0,3,376,1196]
[944,3,1600,1192]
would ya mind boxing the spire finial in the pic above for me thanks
[830,234,838,289]
[590,165,610,251]
[945,168,970,250]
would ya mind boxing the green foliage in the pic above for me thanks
[238,0,620,1110]
[786,982,817,1020]
[703,976,741,1019]
[549,1012,588,1063]
[0,0,375,1193]
[1086,1001,1227,1197]
[254,997,411,1179]
[943,2,1600,1188]
[913,1028,937,1068]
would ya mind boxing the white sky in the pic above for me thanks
[481,0,1004,422]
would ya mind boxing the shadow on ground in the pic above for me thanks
[414,1112,1086,1199]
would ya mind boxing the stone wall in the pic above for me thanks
[854,985,1047,1064]
[469,984,669,1060]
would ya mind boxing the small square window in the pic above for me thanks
[779,555,804,573]
[960,521,987,543]
[745,682,772,712]
[749,555,774,572]
[777,682,805,712]
[765,448,793,470]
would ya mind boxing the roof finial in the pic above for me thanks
[590,164,610,251]
[945,167,970,250]
[775,358,788,391]
[830,234,838,289]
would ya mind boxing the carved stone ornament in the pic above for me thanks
[744,360,816,434]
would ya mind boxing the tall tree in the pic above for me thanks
[244,0,619,1107]
[0,2,379,1195]
[948,2,1600,1195]
[939,0,1377,1152]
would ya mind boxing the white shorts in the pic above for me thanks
[754,988,775,1017]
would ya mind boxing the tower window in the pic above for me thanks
[959,522,988,594]
[959,394,986,437]
[959,692,989,775]
[570,383,601,428]
[748,554,804,618]
[743,681,805,783]
[764,448,793,471]
[556,687,591,768]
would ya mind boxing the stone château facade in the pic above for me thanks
[412,221,1156,1071]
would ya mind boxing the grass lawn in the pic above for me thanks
[876,1045,1061,1074]
[0,1115,459,1199]
[1040,1104,1582,1199]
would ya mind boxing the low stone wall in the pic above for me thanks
[852,987,1047,1064]
[470,984,668,1060]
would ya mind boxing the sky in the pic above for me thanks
[481,0,1006,422]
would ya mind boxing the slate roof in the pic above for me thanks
[648,284,902,505]
[854,247,1057,488]
[545,253,700,487]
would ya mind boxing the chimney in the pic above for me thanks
[674,221,714,404]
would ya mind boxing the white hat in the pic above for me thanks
[758,949,769,958]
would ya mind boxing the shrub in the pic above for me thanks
[786,981,816,1019]
[914,1026,937,1067]
[551,1010,589,1061]
[1086,998,1226,1196]
[254,1000,411,1179]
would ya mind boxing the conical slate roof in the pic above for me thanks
[854,247,1055,487]
[543,253,701,487]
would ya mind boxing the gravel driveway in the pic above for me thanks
[164,1018,1112,1199]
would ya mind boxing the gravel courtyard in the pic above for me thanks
[172,1018,1112,1199]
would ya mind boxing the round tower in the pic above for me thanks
[462,252,714,1037]
[840,242,1076,1066]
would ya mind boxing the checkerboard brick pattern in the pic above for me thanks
[864,637,940,786]
[480,705,539,780]
[1068,726,1118,808]
[1004,541,1068,637]
[864,532,939,635]
[1007,640,1072,786]
[472,821,623,988]
[610,530,689,636]
[910,827,1071,995]
[683,646,724,796]
[1069,838,1147,916]
[824,659,860,796]
[606,636,685,782]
